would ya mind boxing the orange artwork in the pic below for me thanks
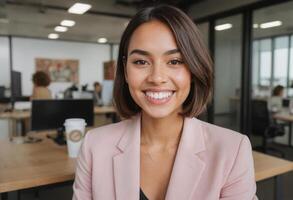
[35,58,79,83]
[103,60,116,80]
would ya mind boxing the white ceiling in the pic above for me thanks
[253,1,293,39]
[0,0,292,43]
[0,0,137,43]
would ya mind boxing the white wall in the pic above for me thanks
[12,37,110,96]
[0,36,10,88]
[112,44,119,61]
[0,37,10,139]
[189,0,261,19]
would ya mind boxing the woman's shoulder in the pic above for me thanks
[199,119,244,138]
[192,118,250,152]
[33,86,52,99]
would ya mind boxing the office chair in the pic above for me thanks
[251,100,285,157]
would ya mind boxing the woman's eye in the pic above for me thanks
[132,60,148,65]
[168,59,184,65]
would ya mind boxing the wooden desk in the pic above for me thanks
[0,106,116,138]
[254,151,293,199]
[274,112,293,122]
[94,106,115,114]
[0,111,30,138]
[0,106,115,120]
[253,151,293,181]
[1,133,292,195]
[0,134,76,193]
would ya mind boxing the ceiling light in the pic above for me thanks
[97,38,107,43]
[215,23,232,31]
[68,3,91,14]
[253,24,259,28]
[61,20,75,27]
[54,26,68,32]
[48,33,59,39]
[260,21,282,29]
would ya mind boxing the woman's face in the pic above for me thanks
[125,20,191,119]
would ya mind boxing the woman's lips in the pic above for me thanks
[144,90,174,105]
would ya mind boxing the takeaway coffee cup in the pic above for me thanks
[64,118,86,158]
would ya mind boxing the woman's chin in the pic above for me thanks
[142,108,180,120]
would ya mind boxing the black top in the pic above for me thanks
[140,188,149,200]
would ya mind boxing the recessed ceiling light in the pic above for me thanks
[260,21,282,29]
[68,3,91,14]
[48,33,59,39]
[61,20,75,27]
[253,24,259,28]
[97,38,107,43]
[54,26,68,32]
[215,23,233,31]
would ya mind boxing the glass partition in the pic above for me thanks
[213,15,242,131]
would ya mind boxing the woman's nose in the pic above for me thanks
[147,63,167,84]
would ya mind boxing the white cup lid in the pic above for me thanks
[64,118,87,127]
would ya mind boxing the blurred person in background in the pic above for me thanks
[31,71,52,100]
[93,81,103,106]
[268,85,284,112]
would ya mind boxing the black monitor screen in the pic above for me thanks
[282,99,290,108]
[0,86,5,98]
[11,71,22,97]
[31,99,94,131]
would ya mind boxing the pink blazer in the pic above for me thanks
[73,115,257,200]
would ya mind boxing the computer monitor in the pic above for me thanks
[0,86,5,98]
[11,71,22,98]
[282,98,290,108]
[31,99,94,131]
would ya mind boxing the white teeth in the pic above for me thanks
[145,91,173,100]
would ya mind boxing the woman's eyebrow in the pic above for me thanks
[129,49,180,56]
[164,49,180,55]
[129,49,150,56]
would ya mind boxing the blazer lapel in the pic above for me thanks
[165,117,206,200]
[113,115,141,200]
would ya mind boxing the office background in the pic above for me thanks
[0,0,293,200]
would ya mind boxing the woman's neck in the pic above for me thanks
[141,112,184,148]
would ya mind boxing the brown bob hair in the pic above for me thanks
[32,71,51,87]
[113,5,213,118]
[272,85,284,96]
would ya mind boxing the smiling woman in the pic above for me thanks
[73,5,257,200]
[114,7,213,119]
